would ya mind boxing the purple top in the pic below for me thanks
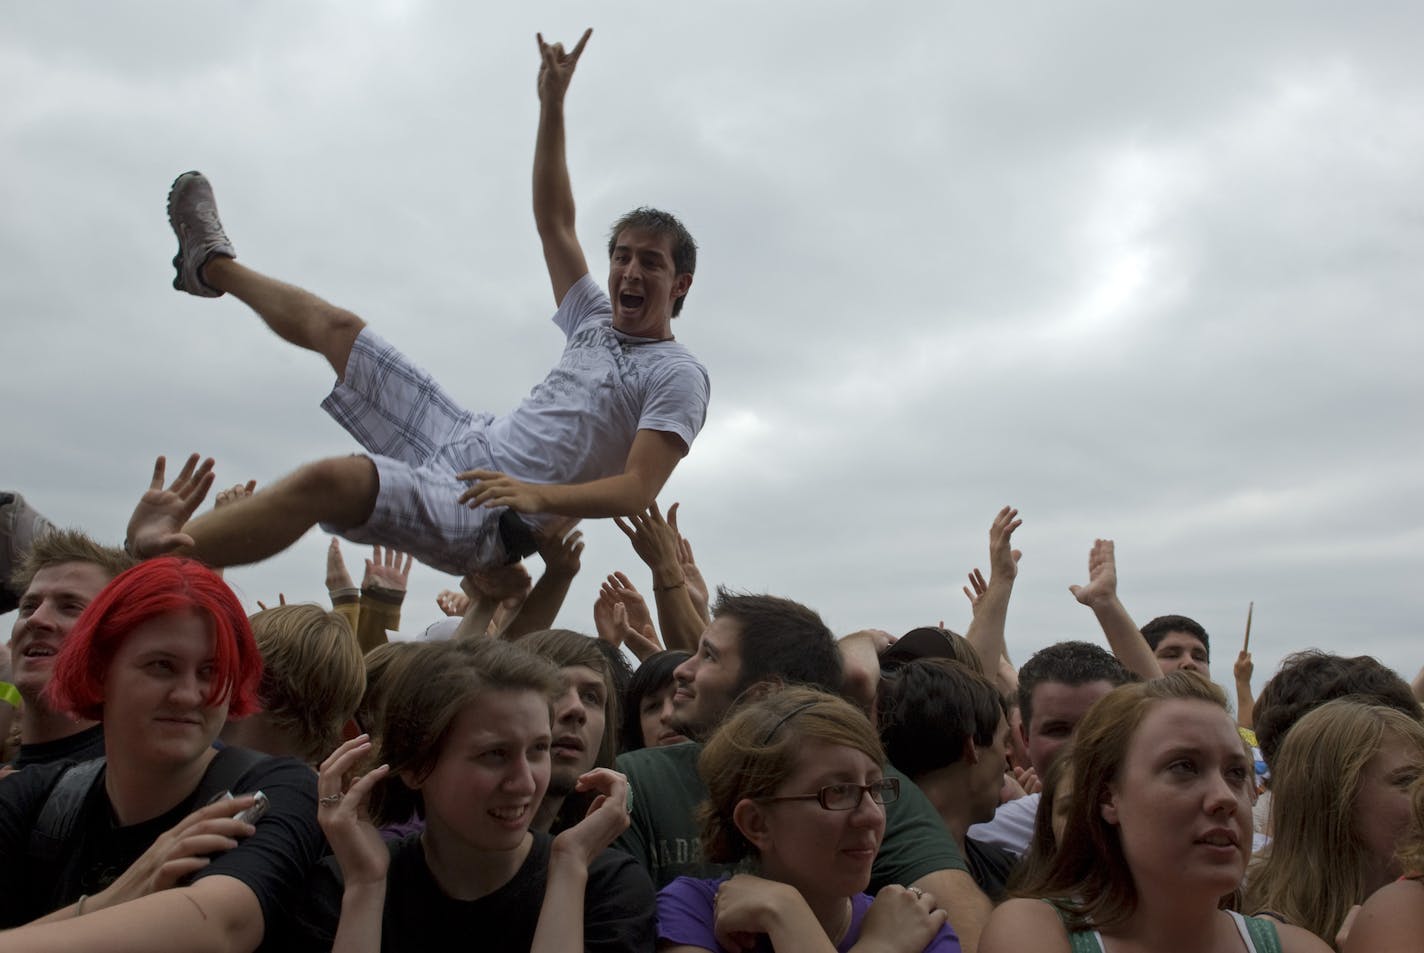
[657,876,961,952]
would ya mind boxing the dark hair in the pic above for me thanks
[1139,615,1210,656]
[714,588,843,697]
[356,640,422,740]
[49,557,261,721]
[1017,641,1134,731]
[606,207,697,316]
[371,640,560,826]
[878,659,1004,779]
[620,650,691,752]
[1254,650,1421,771]
[1007,746,1076,895]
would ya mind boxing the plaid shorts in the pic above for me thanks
[319,328,506,575]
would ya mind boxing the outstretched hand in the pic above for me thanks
[667,502,711,622]
[127,454,216,558]
[536,28,592,104]
[1069,538,1118,609]
[613,502,683,578]
[1234,650,1254,684]
[363,545,414,592]
[988,505,1023,582]
[326,538,355,592]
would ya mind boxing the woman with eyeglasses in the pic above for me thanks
[656,686,960,953]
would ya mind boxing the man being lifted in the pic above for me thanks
[133,30,709,574]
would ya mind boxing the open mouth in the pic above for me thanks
[1195,831,1239,848]
[552,737,585,758]
[489,804,530,826]
[619,293,645,311]
[21,644,58,660]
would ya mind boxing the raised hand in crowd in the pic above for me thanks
[454,562,534,640]
[126,453,215,558]
[501,525,584,640]
[593,579,663,662]
[963,506,1022,693]
[436,589,471,617]
[1235,649,1256,730]
[363,545,413,593]
[838,627,897,709]
[1068,538,1161,680]
[256,593,287,610]
[327,538,356,594]
[666,502,711,624]
[614,502,703,652]
[317,734,392,953]
[213,480,257,510]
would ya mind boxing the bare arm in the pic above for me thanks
[1234,651,1256,730]
[912,868,992,953]
[963,506,1022,685]
[458,428,686,520]
[0,875,263,953]
[1068,539,1162,681]
[533,29,592,305]
[612,503,704,652]
[502,529,583,639]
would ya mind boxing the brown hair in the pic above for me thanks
[1011,671,1232,932]
[519,629,619,769]
[249,604,366,764]
[1244,699,1424,944]
[355,640,421,741]
[11,528,134,593]
[370,640,561,826]
[1007,746,1075,894]
[697,686,884,865]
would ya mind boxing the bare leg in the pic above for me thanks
[181,456,379,568]
[204,258,366,378]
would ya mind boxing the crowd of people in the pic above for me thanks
[4,26,1423,953]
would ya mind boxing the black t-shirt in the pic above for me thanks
[0,748,324,951]
[964,836,1018,903]
[292,830,655,952]
[11,724,105,768]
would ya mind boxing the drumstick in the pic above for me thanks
[1243,601,1254,654]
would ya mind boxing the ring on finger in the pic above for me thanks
[319,793,343,806]
[908,885,925,899]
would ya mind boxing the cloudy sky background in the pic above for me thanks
[5,2,1421,692]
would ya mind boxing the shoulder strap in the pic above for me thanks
[197,746,270,802]
[29,757,106,866]
[1038,899,1106,953]
[1243,915,1283,953]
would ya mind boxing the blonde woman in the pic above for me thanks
[1245,699,1424,948]
[1342,775,1424,953]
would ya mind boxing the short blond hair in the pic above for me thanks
[248,604,366,764]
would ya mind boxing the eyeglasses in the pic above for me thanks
[760,777,900,811]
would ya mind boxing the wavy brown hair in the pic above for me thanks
[697,686,883,865]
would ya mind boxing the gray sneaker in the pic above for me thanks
[167,171,235,297]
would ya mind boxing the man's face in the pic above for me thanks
[547,664,607,798]
[1153,631,1210,676]
[669,615,743,740]
[607,227,691,338]
[9,562,112,704]
[969,714,1013,825]
[1024,679,1115,775]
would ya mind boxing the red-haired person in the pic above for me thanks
[0,557,324,953]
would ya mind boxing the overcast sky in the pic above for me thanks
[4,1,1421,692]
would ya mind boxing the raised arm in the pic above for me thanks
[1068,539,1162,681]
[612,502,704,653]
[533,29,593,305]
[963,506,1022,689]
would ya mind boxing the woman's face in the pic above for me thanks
[1354,730,1424,888]
[742,740,886,900]
[102,611,228,770]
[413,689,552,854]
[1101,698,1253,897]
[639,680,689,748]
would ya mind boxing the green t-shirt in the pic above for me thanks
[614,741,966,889]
